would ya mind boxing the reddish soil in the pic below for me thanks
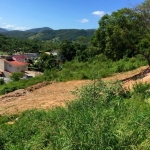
[1,65,150,115]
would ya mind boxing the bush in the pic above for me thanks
[10,72,24,81]
[0,78,4,85]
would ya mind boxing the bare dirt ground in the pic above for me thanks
[1,65,150,115]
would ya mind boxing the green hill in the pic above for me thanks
[1,27,95,41]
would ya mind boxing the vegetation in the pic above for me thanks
[52,54,146,81]
[0,75,45,95]
[1,1,150,149]
[91,0,150,65]
[0,54,147,95]
[0,78,4,85]
[0,34,42,53]
[0,80,150,149]
[1,28,95,41]
[10,72,24,81]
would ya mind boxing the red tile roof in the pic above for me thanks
[4,59,29,67]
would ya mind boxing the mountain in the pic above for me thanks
[25,27,53,33]
[1,27,96,41]
[0,28,8,33]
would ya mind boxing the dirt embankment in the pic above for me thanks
[1,66,150,115]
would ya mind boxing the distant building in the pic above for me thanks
[12,54,28,62]
[25,53,40,60]
[0,55,29,77]
[44,50,58,56]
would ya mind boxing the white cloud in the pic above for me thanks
[77,18,89,23]
[92,11,105,17]
[2,24,28,31]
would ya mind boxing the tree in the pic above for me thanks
[59,40,76,61]
[34,53,57,71]
[91,0,150,65]
[73,42,88,61]
[91,8,136,61]
[128,0,150,65]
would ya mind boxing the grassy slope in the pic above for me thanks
[0,80,150,149]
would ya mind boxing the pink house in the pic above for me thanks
[12,55,28,62]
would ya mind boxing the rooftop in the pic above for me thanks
[4,59,29,67]
[13,54,28,59]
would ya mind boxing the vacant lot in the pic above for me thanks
[0,66,150,115]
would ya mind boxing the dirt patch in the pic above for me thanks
[0,81,52,100]
[1,66,150,115]
[26,81,52,92]
[0,80,91,115]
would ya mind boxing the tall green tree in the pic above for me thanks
[128,0,150,65]
[91,8,136,60]
[35,53,57,71]
[59,40,76,61]
[92,0,150,65]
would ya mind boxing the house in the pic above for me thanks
[0,58,29,77]
[25,53,40,61]
[44,50,58,56]
[51,49,58,56]
[12,54,28,62]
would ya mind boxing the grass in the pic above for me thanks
[0,54,147,95]
[0,80,150,149]
[45,54,147,81]
[0,75,45,95]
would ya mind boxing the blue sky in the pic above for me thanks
[0,0,144,31]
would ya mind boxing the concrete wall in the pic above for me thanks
[5,63,28,73]
[4,62,28,77]
[0,59,4,71]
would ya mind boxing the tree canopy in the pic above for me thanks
[91,0,150,65]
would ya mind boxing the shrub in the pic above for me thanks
[10,72,24,81]
[0,78,5,85]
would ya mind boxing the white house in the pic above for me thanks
[0,58,29,77]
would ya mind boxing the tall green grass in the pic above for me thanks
[0,80,150,149]
[46,54,147,81]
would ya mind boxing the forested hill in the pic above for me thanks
[0,27,95,41]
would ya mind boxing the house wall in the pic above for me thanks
[0,59,5,71]
[14,65,28,72]
[5,63,28,73]
[4,71,11,78]
[4,62,28,77]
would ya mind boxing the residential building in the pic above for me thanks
[25,53,40,61]
[12,54,28,62]
[0,57,29,77]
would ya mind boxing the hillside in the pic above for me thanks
[0,65,149,115]
[0,27,95,41]
[0,28,8,32]
[1,66,150,149]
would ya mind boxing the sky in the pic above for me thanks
[0,0,145,31]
